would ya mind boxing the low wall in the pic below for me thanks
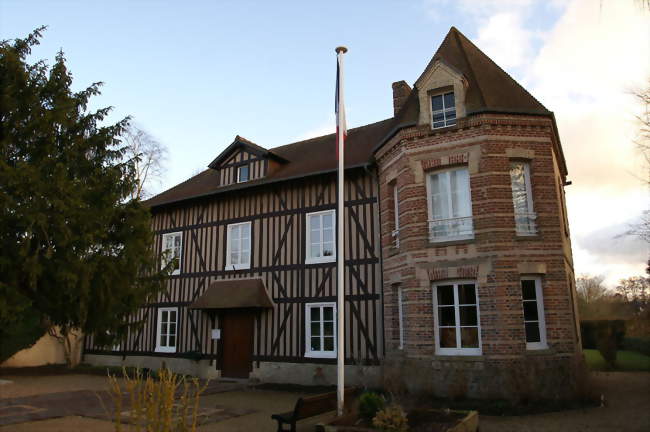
[84,354,220,379]
[250,361,381,388]
[1,332,81,368]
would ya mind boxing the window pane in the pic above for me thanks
[443,92,455,109]
[311,337,321,351]
[168,336,175,347]
[310,215,320,230]
[230,252,239,264]
[450,169,471,218]
[439,306,456,326]
[324,322,334,336]
[525,322,541,342]
[323,227,333,243]
[240,251,250,264]
[322,242,334,256]
[161,322,168,335]
[239,166,249,181]
[437,285,454,305]
[174,235,181,248]
[432,112,445,122]
[523,301,539,321]
[242,224,250,238]
[458,284,476,304]
[169,323,176,336]
[322,214,333,228]
[170,310,176,322]
[461,328,479,348]
[431,95,443,111]
[510,162,529,213]
[160,334,167,346]
[323,307,333,321]
[311,322,321,336]
[439,328,457,348]
[432,172,450,219]
[459,306,478,326]
[311,307,320,321]
[310,245,320,258]
[521,280,537,300]
[323,337,334,351]
[162,311,168,322]
[446,110,456,121]
[433,121,445,129]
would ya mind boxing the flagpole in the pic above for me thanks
[335,45,347,417]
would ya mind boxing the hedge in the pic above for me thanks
[580,320,626,349]
[622,337,650,357]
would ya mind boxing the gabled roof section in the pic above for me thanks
[207,135,287,169]
[414,26,550,115]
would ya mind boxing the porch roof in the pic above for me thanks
[189,278,274,310]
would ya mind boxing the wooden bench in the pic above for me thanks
[271,387,356,432]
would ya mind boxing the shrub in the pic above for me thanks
[106,367,208,432]
[622,337,650,356]
[372,404,408,432]
[0,305,44,363]
[580,320,626,349]
[359,392,385,421]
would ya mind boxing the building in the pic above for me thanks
[84,27,582,398]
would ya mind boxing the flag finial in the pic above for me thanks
[335,46,348,54]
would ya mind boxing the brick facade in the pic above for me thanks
[376,114,582,398]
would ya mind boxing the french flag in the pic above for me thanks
[335,47,347,160]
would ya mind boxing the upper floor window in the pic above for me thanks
[521,277,547,350]
[162,232,182,275]
[431,92,456,129]
[305,302,336,358]
[155,307,178,353]
[510,161,537,235]
[433,281,481,355]
[226,222,251,270]
[306,210,335,264]
[392,183,400,248]
[237,165,250,183]
[427,167,473,242]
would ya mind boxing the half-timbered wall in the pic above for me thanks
[216,149,268,186]
[85,169,383,366]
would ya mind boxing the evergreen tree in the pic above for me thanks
[0,28,167,366]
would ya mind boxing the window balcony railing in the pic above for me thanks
[391,229,400,248]
[429,216,474,242]
[515,212,537,236]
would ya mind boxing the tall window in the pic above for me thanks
[162,232,182,275]
[306,210,335,264]
[510,161,536,235]
[521,277,547,350]
[226,222,251,270]
[156,307,178,353]
[427,168,473,241]
[431,92,456,128]
[433,281,481,355]
[398,286,404,350]
[305,302,336,358]
[237,165,249,183]
[392,184,400,248]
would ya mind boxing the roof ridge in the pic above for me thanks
[269,117,393,151]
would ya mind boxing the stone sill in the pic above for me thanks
[524,348,556,356]
[427,238,476,248]
[387,246,400,257]
[431,355,483,362]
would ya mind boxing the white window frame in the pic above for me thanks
[397,287,404,350]
[305,210,336,264]
[305,302,337,358]
[237,165,249,183]
[392,184,400,248]
[432,280,482,356]
[226,221,252,270]
[521,276,548,350]
[431,92,457,129]
[425,167,474,242]
[510,161,537,236]
[161,232,182,275]
[155,307,178,353]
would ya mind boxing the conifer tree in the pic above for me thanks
[0,28,167,366]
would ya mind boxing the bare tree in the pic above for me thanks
[121,124,167,200]
[576,274,608,304]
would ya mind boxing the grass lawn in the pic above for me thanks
[584,349,650,371]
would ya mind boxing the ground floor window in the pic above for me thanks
[305,302,336,358]
[521,277,547,350]
[433,281,481,355]
[156,307,178,353]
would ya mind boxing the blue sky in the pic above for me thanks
[1,0,648,284]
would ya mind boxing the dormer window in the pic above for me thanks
[431,92,456,129]
[237,165,249,183]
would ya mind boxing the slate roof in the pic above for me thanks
[145,27,557,209]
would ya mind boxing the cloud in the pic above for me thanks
[474,12,533,69]
[291,118,334,143]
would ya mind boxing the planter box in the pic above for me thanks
[315,409,478,432]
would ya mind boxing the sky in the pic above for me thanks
[1,0,648,287]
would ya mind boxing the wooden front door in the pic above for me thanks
[220,310,254,378]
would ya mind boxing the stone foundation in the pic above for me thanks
[250,361,381,388]
[84,354,220,380]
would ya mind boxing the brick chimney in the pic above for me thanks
[392,80,411,116]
